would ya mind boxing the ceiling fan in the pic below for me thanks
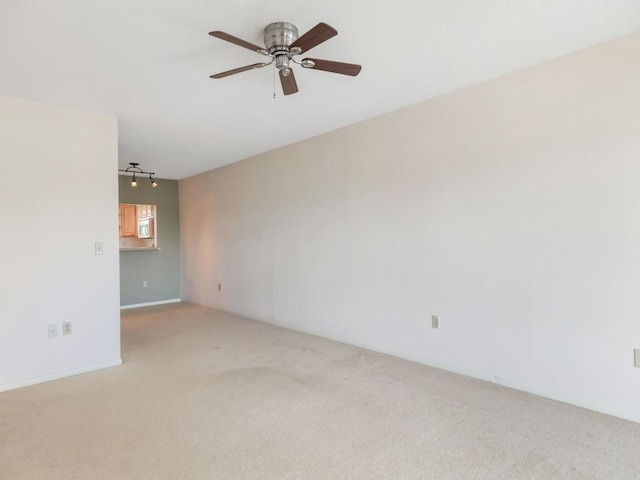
[209,22,362,95]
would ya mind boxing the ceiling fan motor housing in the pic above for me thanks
[264,22,298,74]
[264,22,298,50]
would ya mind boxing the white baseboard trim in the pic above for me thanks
[0,359,123,393]
[120,298,181,310]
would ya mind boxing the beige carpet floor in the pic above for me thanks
[2,302,640,479]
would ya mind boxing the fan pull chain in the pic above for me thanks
[273,64,276,99]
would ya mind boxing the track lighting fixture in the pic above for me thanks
[119,162,158,188]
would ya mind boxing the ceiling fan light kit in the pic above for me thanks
[209,22,361,95]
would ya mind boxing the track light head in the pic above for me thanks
[150,176,158,188]
[131,174,137,187]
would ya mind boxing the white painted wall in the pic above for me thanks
[180,33,640,422]
[0,96,121,390]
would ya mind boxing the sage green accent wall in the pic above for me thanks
[119,175,180,306]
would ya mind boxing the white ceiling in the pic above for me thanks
[1,1,639,179]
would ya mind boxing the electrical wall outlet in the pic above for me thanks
[634,349,640,368]
[48,324,58,339]
[431,315,439,329]
[143,280,148,288]
[63,322,72,336]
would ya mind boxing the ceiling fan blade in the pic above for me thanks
[209,31,265,54]
[302,58,362,76]
[279,69,299,95]
[210,63,266,79]
[290,23,337,54]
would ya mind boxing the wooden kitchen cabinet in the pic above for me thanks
[137,204,153,219]
[119,204,137,237]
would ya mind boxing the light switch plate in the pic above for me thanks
[431,315,439,329]
[634,349,640,368]
[95,242,104,255]
[48,324,58,339]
